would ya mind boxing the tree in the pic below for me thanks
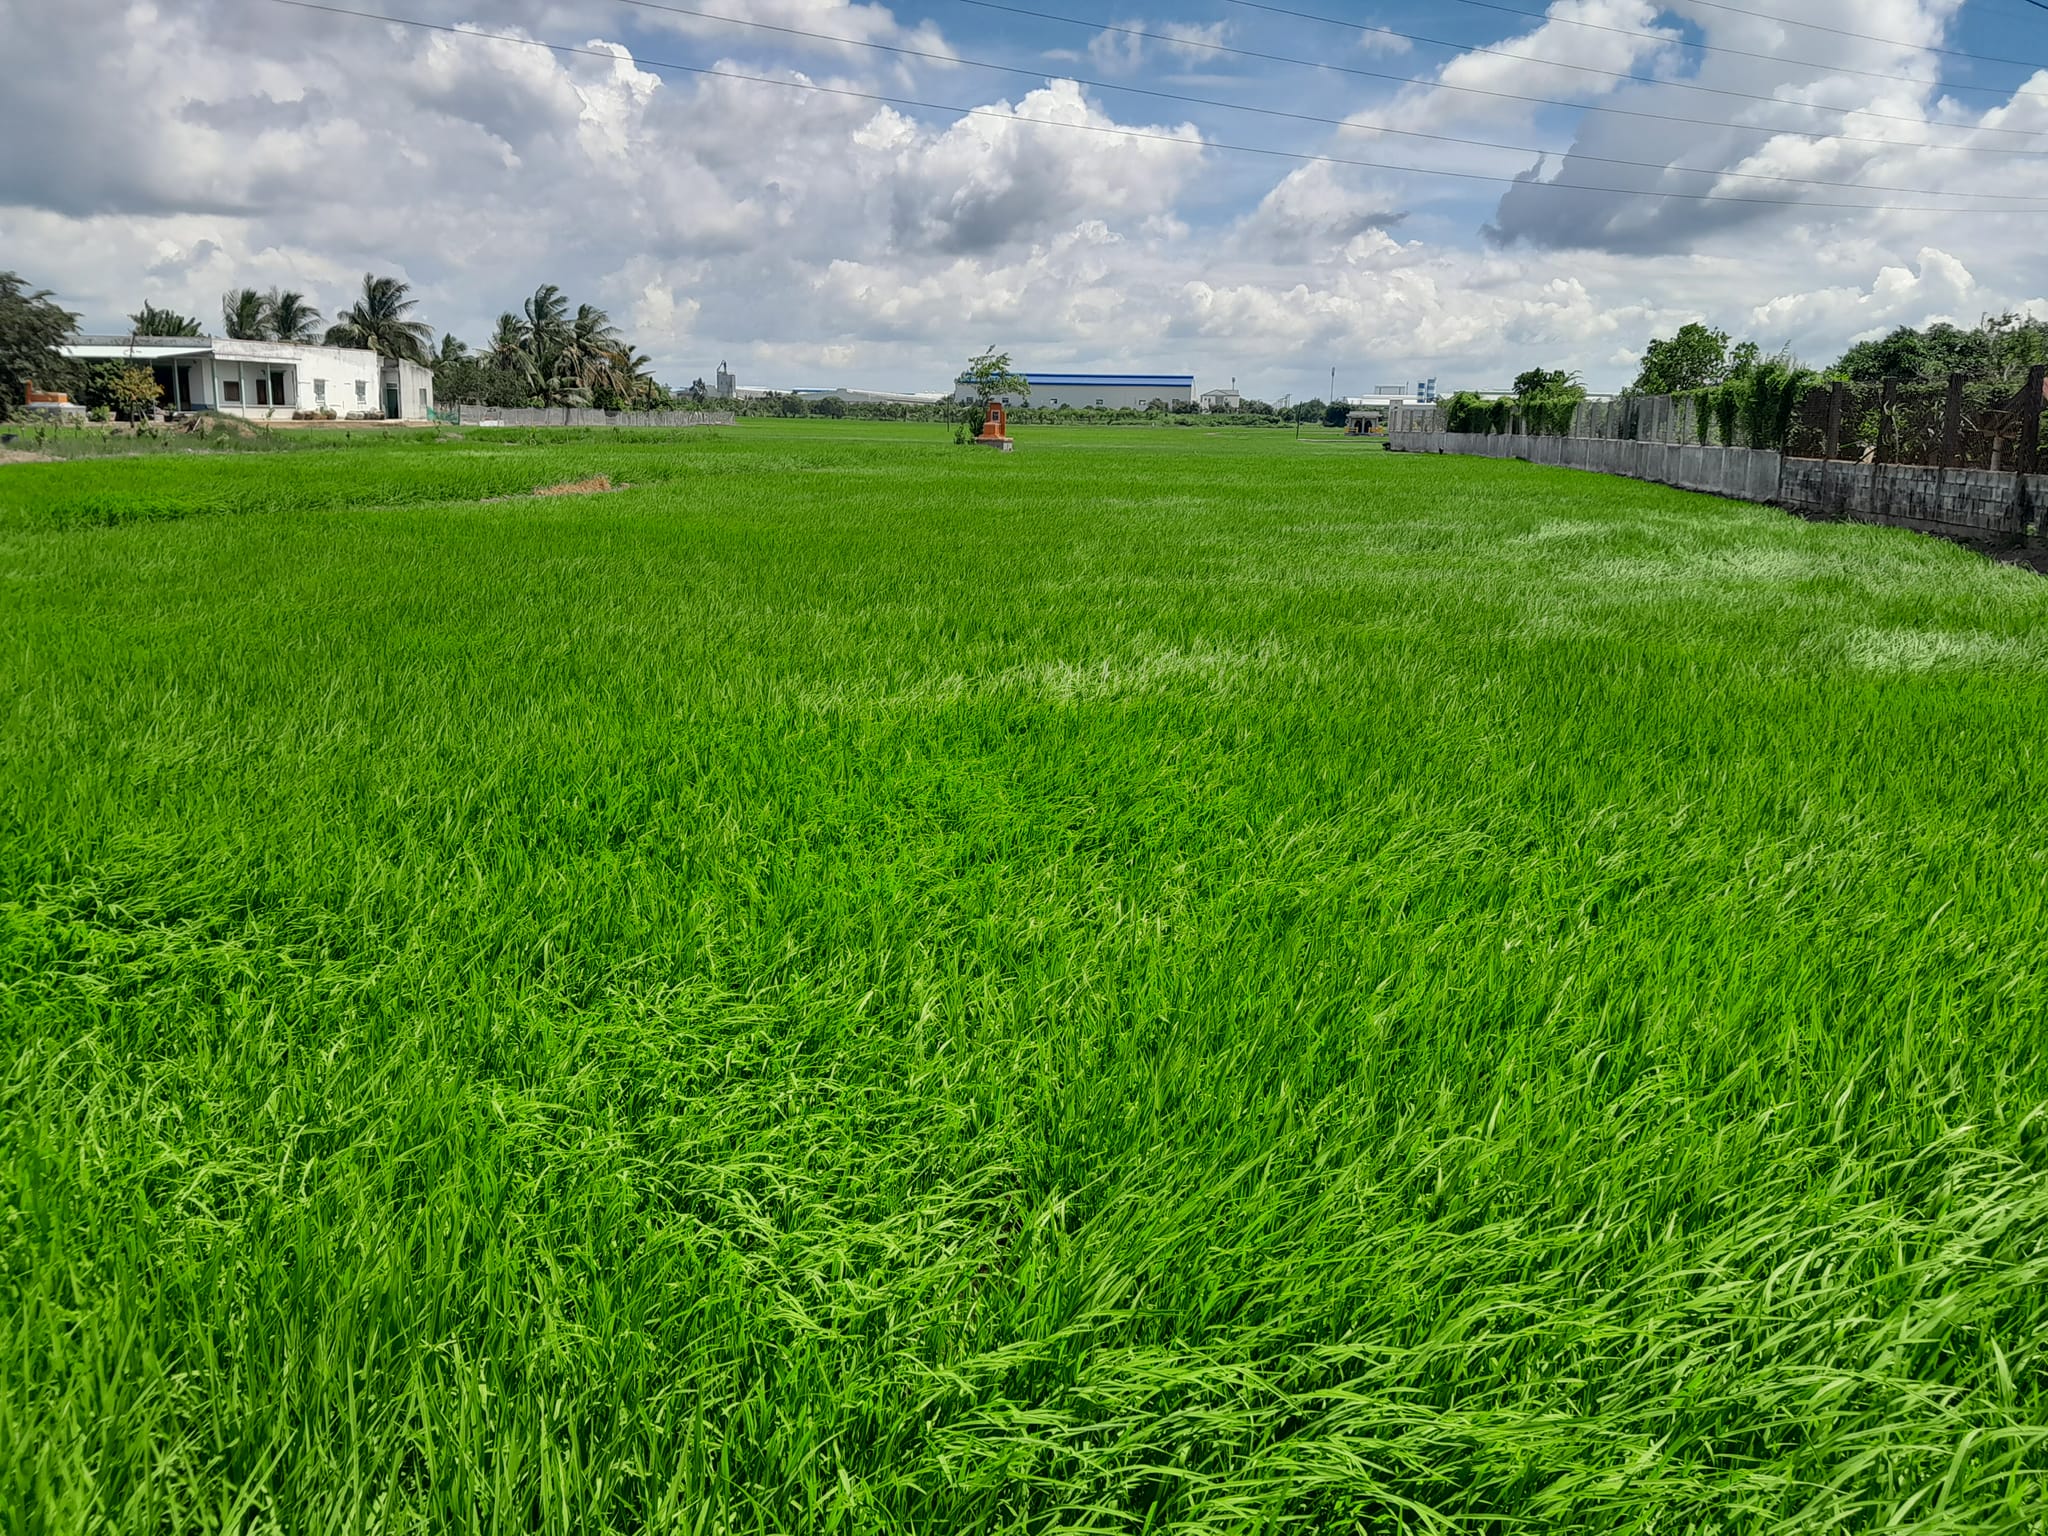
[961,347,1028,417]
[323,273,432,364]
[266,290,322,343]
[222,287,268,340]
[487,312,530,378]
[105,364,162,421]
[1513,367,1577,398]
[1322,401,1350,428]
[808,394,847,418]
[561,302,622,404]
[1828,318,2035,384]
[1632,322,1730,394]
[0,272,80,415]
[129,302,201,338]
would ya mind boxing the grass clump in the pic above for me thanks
[2,423,2046,1531]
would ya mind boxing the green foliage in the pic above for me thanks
[1691,390,1713,444]
[222,287,269,340]
[1714,385,1741,447]
[322,273,433,364]
[266,290,323,344]
[102,364,162,421]
[440,290,666,411]
[1515,370,1586,437]
[1739,360,1813,452]
[1832,314,2048,387]
[1443,391,1490,433]
[961,347,1029,413]
[1512,367,1575,397]
[1632,322,1732,395]
[2,426,2047,1531]
[127,302,200,338]
[0,271,80,415]
[1322,401,1349,428]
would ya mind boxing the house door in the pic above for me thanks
[384,384,400,419]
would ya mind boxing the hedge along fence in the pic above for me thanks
[1387,364,2048,546]
[1422,366,2048,474]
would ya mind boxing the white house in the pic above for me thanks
[57,334,435,421]
[1199,387,1242,412]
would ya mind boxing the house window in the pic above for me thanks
[355,380,366,403]
[1096,398,1104,406]
[222,380,242,403]
[418,388,427,412]
[314,379,326,403]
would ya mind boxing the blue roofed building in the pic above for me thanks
[950,371,1195,410]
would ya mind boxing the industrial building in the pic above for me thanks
[951,371,1195,410]
[57,334,434,420]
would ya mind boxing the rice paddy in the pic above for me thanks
[3,421,2046,1532]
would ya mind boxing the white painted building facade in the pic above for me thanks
[58,335,435,420]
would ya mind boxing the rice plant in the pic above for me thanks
[2,423,2045,1532]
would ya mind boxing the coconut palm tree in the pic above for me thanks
[266,290,322,343]
[561,302,622,394]
[436,332,469,365]
[484,312,536,403]
[222,287,268,340]
[322,273,432,364]
[516,285,578,403]
[129,303,201,338]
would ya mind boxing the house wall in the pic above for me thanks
[382,358,435,421]
[209,340,386,417]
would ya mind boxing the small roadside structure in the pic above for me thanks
[19,381,85,419]
[1345,409,1381,436]
[973,401,1015,451]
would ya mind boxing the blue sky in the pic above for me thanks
[7,0,2048,398]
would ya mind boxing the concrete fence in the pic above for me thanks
[439,406,735,428]
[1388,426,2044,542]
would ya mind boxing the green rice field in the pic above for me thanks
[3,421,2046,1531]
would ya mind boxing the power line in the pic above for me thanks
[952,0,2048,132]
[256,0,2048,215]
[598,0,2048,199]
[1313,0,2048,87]
[913,0,2048,158]
[1632,0,2048,66]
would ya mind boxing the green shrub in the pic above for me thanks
[1714,386,1741,447]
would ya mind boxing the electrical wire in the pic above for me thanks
[599,0,2048,198]
[1633,0,2048,66]
[953,0,2048,131]
[925,5,2048,158]
[1291,0,2048,87]
[258,0,2048,215]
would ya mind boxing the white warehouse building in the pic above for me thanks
[951,371,1195,410]
[58,334,435,420]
